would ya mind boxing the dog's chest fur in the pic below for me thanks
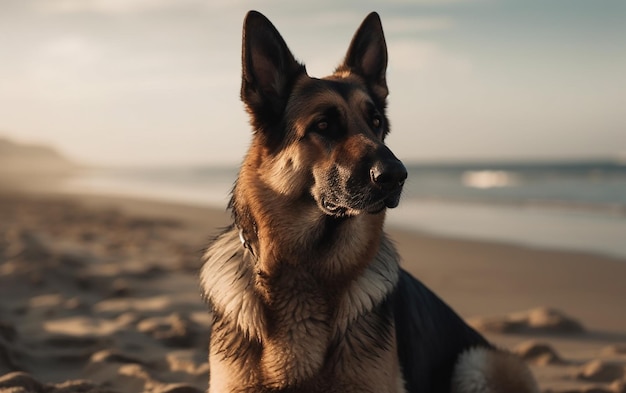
[201,228,405,393]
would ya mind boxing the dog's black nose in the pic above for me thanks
[370,159,407,191]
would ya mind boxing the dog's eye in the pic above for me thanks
[372,114,382,130]
[310,110,343,137]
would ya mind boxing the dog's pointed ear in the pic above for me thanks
[337,12,388,100]
[241,11,306,130]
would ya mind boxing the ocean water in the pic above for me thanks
[61,161,626,259]
[388,161,626,259]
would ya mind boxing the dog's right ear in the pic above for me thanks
[337,12,388,102]
[241,11,306,131]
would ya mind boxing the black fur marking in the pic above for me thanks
[393,270,492,393]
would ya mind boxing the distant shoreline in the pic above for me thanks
[48,164,626,261]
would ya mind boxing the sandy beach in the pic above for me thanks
[1,190,625,392]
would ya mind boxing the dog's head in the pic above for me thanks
[239,11,407,218]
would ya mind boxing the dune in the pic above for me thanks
[0,137,78,176]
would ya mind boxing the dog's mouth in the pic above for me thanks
[321,198,348,217]
[319,189,402,218]
[368,190,403,213]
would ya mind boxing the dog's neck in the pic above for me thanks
[229,156,388,287]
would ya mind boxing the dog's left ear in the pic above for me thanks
[337,12,388,101]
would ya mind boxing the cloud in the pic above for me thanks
[384,16,454,34]
[33,0,210,14]
[28,35,103,82]
[380,0,488,3]
[388,40,472,75]
[278,12,454,33]
[40,36,98,59]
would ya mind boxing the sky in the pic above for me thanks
[0,0,624,166]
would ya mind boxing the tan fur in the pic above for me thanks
[202,229,404,392]
[333,69,353,79]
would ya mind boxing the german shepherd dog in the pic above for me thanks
[200,11,538,393]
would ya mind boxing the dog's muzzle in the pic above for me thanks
[316,148,407,217]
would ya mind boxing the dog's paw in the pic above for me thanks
[451,346,539,393]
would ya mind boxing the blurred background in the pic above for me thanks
[1,0,625,258]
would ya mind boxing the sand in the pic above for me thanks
[1,190,625,392]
